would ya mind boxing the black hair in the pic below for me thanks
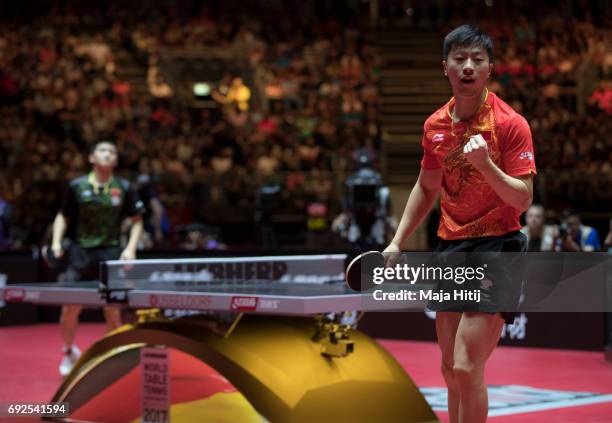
[89,139,117,154]
[561,209,580,221]
[443,25,494,62]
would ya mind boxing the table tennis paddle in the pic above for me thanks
[345,251,385,291]
[42,244,62,269]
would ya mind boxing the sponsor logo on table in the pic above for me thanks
[147,270,342,284]
[4,288,25,302]
[148,294,212,310]
[258,299,280,310]
[165,262,288,281]
[149,270,214,283]
[230,296,258,311]
[141,347,170,422]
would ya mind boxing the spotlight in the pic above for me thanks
[193,82,211,98]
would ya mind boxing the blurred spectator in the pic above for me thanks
[556,210,602,252]
[604,218,612,253]
[179,223,226,251]
[0,178,13,250]
[134,174,168,246]
[520,205,557,252]
[588,81,612,115]
[212,75,251,112]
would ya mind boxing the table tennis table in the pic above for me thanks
[1,280,427,314]
[0,254,437,423]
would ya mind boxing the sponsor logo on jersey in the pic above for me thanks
[111,187,122,206]
[432,133,445,142]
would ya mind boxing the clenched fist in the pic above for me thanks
[463,134,491,170]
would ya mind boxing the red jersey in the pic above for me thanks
[421,90,537,240]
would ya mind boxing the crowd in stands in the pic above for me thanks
[477,8,612,215]
[0,0,609,250]
[521,205,612,253]
[0,1,381,249]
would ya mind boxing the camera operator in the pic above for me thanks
[255,181,282,248]
[555,210,601,252]
[332,149,395,250]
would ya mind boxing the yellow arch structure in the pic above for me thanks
[52,315,438,422]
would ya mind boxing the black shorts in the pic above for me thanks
[429,231,527,324]
[61,245,121,283]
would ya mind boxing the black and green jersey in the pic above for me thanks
[62,173,144,248]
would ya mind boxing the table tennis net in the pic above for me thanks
[101,254,347,290]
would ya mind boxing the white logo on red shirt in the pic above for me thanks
[432,133,445,142]
[519,152,533,160]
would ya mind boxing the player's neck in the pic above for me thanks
[451,89,488,122]
[91,167,113,184]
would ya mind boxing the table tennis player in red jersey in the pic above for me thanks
[384,25,536,422]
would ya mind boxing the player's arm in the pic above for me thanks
[464,114,536,212]
[120,216,143,260]
[120,183,146,260]
[51,213,68,258]
[475,159,533,211]
[463,125,535,212]
[149,197,165,242]
[387,167,442,250]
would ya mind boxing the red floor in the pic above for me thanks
[1,323,611,422]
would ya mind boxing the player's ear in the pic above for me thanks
[442,60,448,77]
[488,62,493,77]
